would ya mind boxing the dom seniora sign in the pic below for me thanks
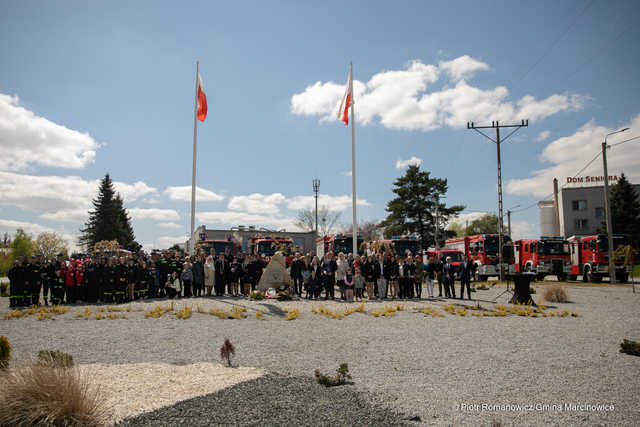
[566,175,619,184]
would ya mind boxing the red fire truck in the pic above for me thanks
[444,234,515,281]
[316,234,365,259]
[197,239,238,257]
[567,234,631,283]
[513,237,571,281]
[370,236,422,257]
[248,236,294,265]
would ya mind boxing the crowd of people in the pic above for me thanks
[5,248,477,308]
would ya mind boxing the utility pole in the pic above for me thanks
[312,179,320,236]
[507,210,512,237]
[602,127,629,284]
[467,120,528,282]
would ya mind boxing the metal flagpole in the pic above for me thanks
[190,61,199,255]
[350,61,357,257]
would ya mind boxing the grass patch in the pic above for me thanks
[620,339,640,357]
[315,363,352,387]
[0,362,109,426]
[38,350,74,368]
[543,286,569,303]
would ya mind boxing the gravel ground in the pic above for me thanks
[117,374,414,426]
[1,283,639,426]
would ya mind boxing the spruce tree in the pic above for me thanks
[79,174,140,252]
[380,165,464,249]
[609,173,640,244]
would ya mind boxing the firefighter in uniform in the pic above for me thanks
[42,259,56,306]
[84,257,98,303]
[103,257,117,303]
[7,259,21,308]
[53,259,66,305]
[115,257,128,303]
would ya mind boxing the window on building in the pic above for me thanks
[574,218,588,230]
[594,207,604,218]
[572,200,587,211]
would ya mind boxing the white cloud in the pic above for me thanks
[290,57,585,131]
[506,114,640,198]
[439,55,489,82]
[536,130,551,142]
[0,171,157,216]
[196,211,298,231]
[164,185,224,202]
[342,171,352,177]
[0,94,99,171]
[285,194,370,212]
[156,235,188,248]
[395,156,423,169]
[228,193,286,214]
[510,220,536,241]
[447,212,489,228]
[128,208,180,221]
[157,222,182,229]
[40,209,88,223]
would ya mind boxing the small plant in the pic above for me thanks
[314,363,352,387]
[285,308,300,320]
[543,285,569,303]
[94,313,105,320]
[256,311,264,320]
[76,308,92,319]
[38,350,74,368]
[229,306,246,319]
[0,336,10,370]
[175,305,193,319]
[0,362,109,426]
[220,338,235,367]
[620,339,640,357]
[249,290,265,300]
[107,306,123,312]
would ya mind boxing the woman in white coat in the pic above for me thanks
[204,255,216,297]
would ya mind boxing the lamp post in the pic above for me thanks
[602,127,629,284]
[506,204,521,237]
[312,179,320,235]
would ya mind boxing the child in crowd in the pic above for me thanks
[353,268,365,302]
[167,271,180,299]
[344,268,354,302]
[181,261,193,298]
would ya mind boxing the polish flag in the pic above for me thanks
[337,68,352,125]
[196,71,207,122]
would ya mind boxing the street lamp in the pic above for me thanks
[602,127,629,284]
[506,204,521,237]
[312,179,320,235]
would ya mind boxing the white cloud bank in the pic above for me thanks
[535,130,551,142]
[0,94,99,171]
[396,156,423,169]
[164,186,224,202]
[506,114,640,198]
[290,57,585,131]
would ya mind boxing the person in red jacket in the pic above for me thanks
[65,262,76,304]
[75,262,85,303]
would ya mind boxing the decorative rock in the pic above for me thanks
[257,252,292,291]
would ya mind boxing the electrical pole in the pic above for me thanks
[467,120,528,282]
[507,210,512,237]
[312,179,320,236]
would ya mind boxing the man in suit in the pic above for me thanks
[443,256,456,298]
[290,252,304,297]
[374,253,391,300]
[321,251,337,300]
[214,253,230,296]
[459,256,474,300]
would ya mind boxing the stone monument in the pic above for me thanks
[257,251,292,291]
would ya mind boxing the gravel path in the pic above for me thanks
[1,283,639,426]
[117,374,413,426]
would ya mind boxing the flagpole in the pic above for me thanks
[190,61,199,255]
[350,61,357,257]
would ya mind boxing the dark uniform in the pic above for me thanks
[42,261,56,305]
[7,261,22,308]
[135,264,148,299]
[84,261,99,303]
[115,262,128,303]
[25,259,44,306]
[51,261,66,305]
[103,263,117,303]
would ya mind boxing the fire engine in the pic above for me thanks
[248,236,294,265]
[197,239,238,257]
[513,237,571,281]
[370,236,421,257]
[444,234,515,281]
[567,234,631,283]
[316,234,365,259]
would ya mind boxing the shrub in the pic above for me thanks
[0,336,10,370]
[0,363,109,426]
[315,363,352,387]
[620,339,640,357]
[220,338,235,367]
[38,350,74,368]
[543,286,569,303]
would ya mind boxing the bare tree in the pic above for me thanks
[34,232,69,261]
[339,220,382,241]
[294,206,341,236]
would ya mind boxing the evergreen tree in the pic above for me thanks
[380,165,464,249]
[79,174,140,252]
[609,173,640,244]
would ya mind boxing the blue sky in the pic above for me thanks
[1,0,639,251]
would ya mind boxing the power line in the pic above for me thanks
[610,135,640,147]
[518,0,595,83]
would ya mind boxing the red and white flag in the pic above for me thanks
[337,68,352,125]
[196,71,207,122]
